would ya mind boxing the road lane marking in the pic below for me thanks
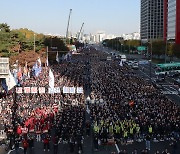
[8,147,23,154]
[115,143,120,153]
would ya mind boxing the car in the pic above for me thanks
[152,81,163,89]
[155,74,165,82]
[168,71,179,77]
[120,55,127,62]
[174,78,180,86]
[126,61,133,66]
[132,63,139,69]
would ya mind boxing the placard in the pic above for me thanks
[39,87,45,93]
[69,87,76,94]
[31,87,37,93]
[48,88,54,94]
[24,87,30,93]
[16,87,22,93]
[76,87,84,94]
[54,87,60,93]
[63,87,70,93]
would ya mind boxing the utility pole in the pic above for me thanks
[66,9,72,44]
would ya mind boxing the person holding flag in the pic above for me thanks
[32,58,42,77]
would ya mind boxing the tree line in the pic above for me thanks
[0,23,70,66]
[103,38,180,58]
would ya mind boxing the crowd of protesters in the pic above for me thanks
[88,50,180,152]
[0,52,87,153]
[0,47,179,153]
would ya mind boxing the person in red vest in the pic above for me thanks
[129,100,134,107]
[17,125,22,136]
[22,138,28,154]
[43,134,50,151]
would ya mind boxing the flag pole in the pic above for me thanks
[47,46,49,67]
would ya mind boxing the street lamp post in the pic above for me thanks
[121,44,123,52]
[165,38,167,63]
[149,41,152,82]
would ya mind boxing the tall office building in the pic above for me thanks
[164,0,180,44]
[140,0,164,41]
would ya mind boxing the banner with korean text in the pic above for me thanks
[76,87,84,94]
[63,87,70,94]
[69,87,76,94]
[24,87,30,93]
[16,87,22,93]
[39,87,45,94]
[31,87,37,93]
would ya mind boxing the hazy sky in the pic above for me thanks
[0,0,140,36]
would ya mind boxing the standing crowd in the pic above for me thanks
[0,47,179,153]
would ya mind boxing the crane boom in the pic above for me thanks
[77,22,84,40]
[66,9,72,43]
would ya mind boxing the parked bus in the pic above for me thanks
[155,62,180,75]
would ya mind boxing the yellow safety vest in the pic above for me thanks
[149,127,152,133]
[124,131,128,137]
[109,125,113,134]
[94,125,99,133]
[115,125,120,133]
[130,128,133,134]
[136,126,140,133]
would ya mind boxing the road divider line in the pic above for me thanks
[8,147,23,154]
[115,143,120,153]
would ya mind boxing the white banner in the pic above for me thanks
[15,86,84,94]
[39,87,45,93]
[24,87,30,93]
[16,87,22,93]
[69,87,76,94]
[63,87,70,93]
[31,87,37,93]
[54,87,60,93]
[48,87,61,93]
[76,87,84,94]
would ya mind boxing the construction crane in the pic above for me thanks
[77,22,84,41]
[66,9,72,44]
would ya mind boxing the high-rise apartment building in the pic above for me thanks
[140,0,164,41]
[164,0,180,44]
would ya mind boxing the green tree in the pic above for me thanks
[152,40,166,56]
[0,23,10,32]
[173,44,180,58]
[167,43,174,57]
